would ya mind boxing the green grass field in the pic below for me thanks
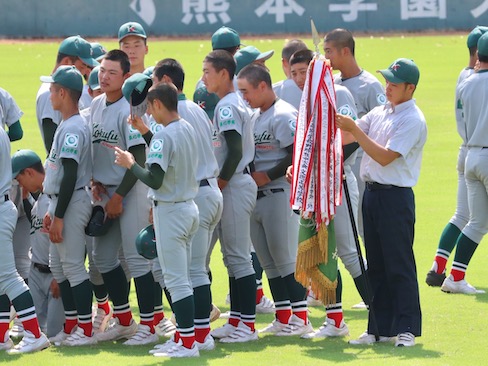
[1,34,487,365]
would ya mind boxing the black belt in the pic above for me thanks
[257,188,285,199]
[2,194,9,203]
[199,179,210,187]
[47,187,84,199]
[33,262,51,274]
[365,182,397,191]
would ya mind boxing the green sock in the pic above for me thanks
[438,223,462,252]
[71,279,93,317]
[172,295,194,329]
[193,284,211,320]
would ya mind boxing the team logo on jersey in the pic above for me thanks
[254,130,274,149]
[337,104,354,117]
[62,133,79,155]
[150,139,164,153]
[128,124,142,141]
[218,106,235,127]
[376,93,387,105]
[289,118,297,137]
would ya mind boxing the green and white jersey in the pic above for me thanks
[43,114,92,195]
[36,83,62,147]
[213,92,255,175]
[335,84,359,166]
[91,94,146,185]
[148,114,164,135]
[146,119,198,202]
[30,193,50,266]
[455,67,475,144]
[459,70,488,148]
[335,70,385,118]
[0,87,23,129]
[253,98,296,190]
[178,94,219,181]
[0,128,11,196]
[273,78,303,110]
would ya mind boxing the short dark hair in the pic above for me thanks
[469,46,477,57]
[204,50,236,80]
[19,161,45,176]
[147,83,178,112]
[103,49,130,75]
[56,53,78,65]
[214,46,240,55]
[324,28,355,56]
[479,53,488,63]
[52,83,82,104]
[237,64,272,88]
[282,39,308,62]
[289,49,313,67]
[153,58,185,91]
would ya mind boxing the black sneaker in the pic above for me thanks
[425,270,446,287]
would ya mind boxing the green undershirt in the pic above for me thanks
[219,130,243,181]
[115,144,146,197]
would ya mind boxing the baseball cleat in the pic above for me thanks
[210,322,236,339]
[61,327,97,346]
[351,301,368,310]
[155,317,176,337]
[259,319,288,334]
[0,331,14,351]
[349,331,393,345]
[195,334,215,351]
[425,270,446,287]
[149,336,181,354]
[301,318,349,338]
[256,295,275,314]
[275,314,313,336]
[92,306,113,334]
[153,343,200,358]
[123,324,159,346]
[395,332,415,347]
[219,321,258,343]
[9,318,24,338]
[441,275,486,294]
[96,318,138,342]
[7,331,50,354]
[49,327,77,346]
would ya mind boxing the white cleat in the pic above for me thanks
[349,331,393,345]
[96,318,138,342]
[123,324,159,346]
[275,314,313,337]
[153,343,200,358]
[49,327,77,346]
[259,319,288,334]
[441,275,486,294]
[351,301,368,310]
[154,317,176,337]
[10,318,24,338]
[210,322,236,339]
[301,318,349,339]
[220,321,258,343]
[61,327,97,346]
[7,331,50,354]
[92,306,113,334]
[256,295,275,314]
[195,334,215,351]
[395,332,415,347]
[149,336,181,354]
[0,331,14,351]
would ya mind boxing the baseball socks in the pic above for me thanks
[11,291,42,338]
[153,281,165,326]
[448,234,478,282]
[325,270,344,329]
[193,284,211,343]
[268,276,292,324]
[58,280,78,334]
[133,272,155,333]
[92,284,111,316]
[0,295,10,344]
[101,265,133,326]
[71,279,94,336]
[237,274,257,332]
[228,277,241,327]
[172,295,195,349]
[284,273,308,323]
[252,252,265,304]
[430,223,462,275]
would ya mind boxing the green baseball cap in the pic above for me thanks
[90,42,107,61]
[58,35,100,67]
[193,86,219,120]
[88,66,101,91]
[40,65,84,92]
[478,32,488,57]
[11,149,42,179]
[235,46,274,74]
[211,26,241,50]
[122,73,153,117]
[118,21,147,42]
[143,66,154,78]
[467,26,488,48]
[377,58,420,86]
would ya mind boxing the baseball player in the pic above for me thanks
[337,58,426,347]
[0,86,23,141]
[426,26,488,289]
[40,65,95,346]
[11,150,65,339]
[440,32,488,295]
[131,59,223,352]
[37,35,99,154]
[79,42,107,111]
[202,50,258,343]
[288,50,368,339]
[237,64,312,336]
[0,128,50,354]
[118,21,148,75]
[273,39,308,109]
[114,82,201,358]
[90,49,154,345]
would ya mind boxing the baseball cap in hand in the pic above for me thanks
[122,73,153,117]
[88,66,101,91]
[377,58,420,86]
[193,86,219,120]
[118,21,147,42]
[59,35,100,67]
[135,224,158,260]
[235,46,274,74]
[40,65,84,92]
[11,150,42,179]
[477,32,488,57]
[212,26,241,50]
[85,193,113,237]
[143,66,154,78]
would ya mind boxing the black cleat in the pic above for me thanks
[426,270,446,287]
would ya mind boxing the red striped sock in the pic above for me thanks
[293,310,308,323]
[97,300,111,315]
[451,268,465,281]
[64,318,78,334]
[115,310,132,326]
[0,321,9,342]
[276,309,292,324]
[180,334,195,349]
[434,256,448,274]
[141,319,155,333]
[256,288,264,304]
[22,318,41,338]
[326,311,343,328]
[78,322,93,337]
[195,327,210,343]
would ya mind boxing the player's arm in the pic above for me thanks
[142,131,153,146]
[7,121,23,141]
[218,130,242,189]
[42,118,58,153]
[252,145,293,187]
[114,144,146,197]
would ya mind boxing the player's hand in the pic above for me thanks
[336,113,357,132]
[114,146,136,170]
[149,207,153,224]
[286,165,293,184]
[128,115,149,135]
[217,178,228,191]
[105,193,124,219]
[251,171,271,187]
[42,212,52,233]
[50,279,60,299]
[49,216,64,243]
[91,181,107,202]
[20,186,29,200]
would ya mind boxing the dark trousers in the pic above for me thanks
[363,186,422,337]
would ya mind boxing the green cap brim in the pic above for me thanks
[377,69,406,84]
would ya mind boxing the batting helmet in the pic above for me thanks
[135,224,158,260]
[85,206,113,237]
